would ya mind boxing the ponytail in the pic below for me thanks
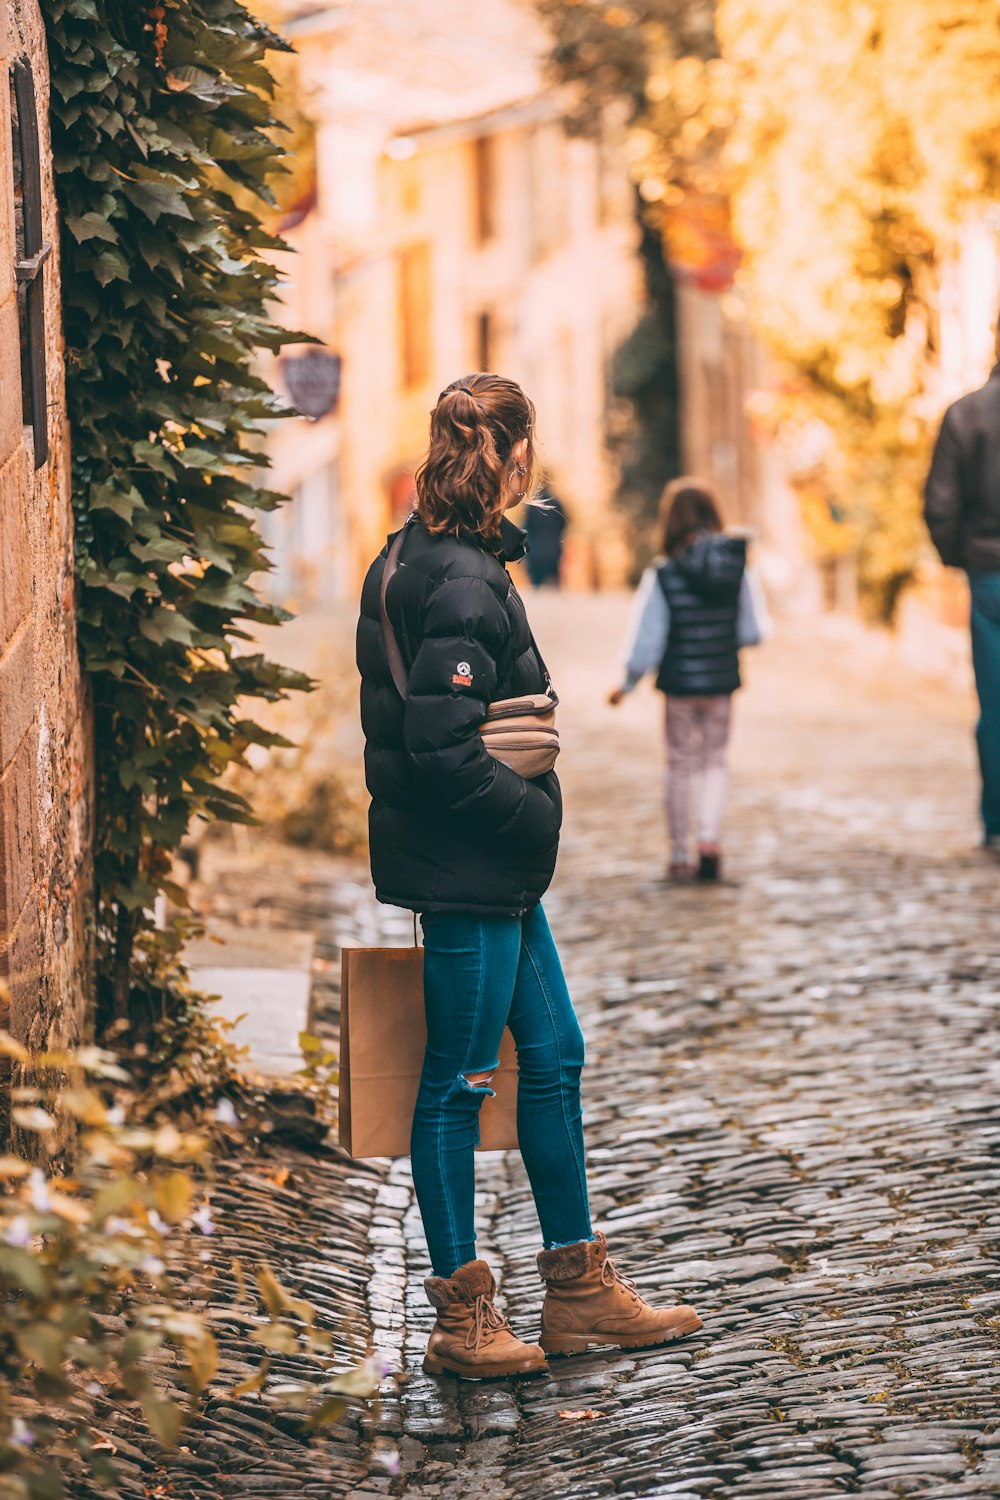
[415,374,536,542]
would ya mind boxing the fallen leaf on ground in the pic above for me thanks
[558,1409,605,1421]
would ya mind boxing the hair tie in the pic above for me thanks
[458,386,475,397]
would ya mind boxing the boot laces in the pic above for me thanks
[601,1254,640,1303]
[466,1292,508,1352]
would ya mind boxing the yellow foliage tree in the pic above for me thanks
[627,0,1000,617]
[719,0,1000,617]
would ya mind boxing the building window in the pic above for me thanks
[398,242,432,389]
[475,310,495,372]
[10,58,51,469]
[472,135,496,244]
[526,125,568,264]
[399,158,421,218]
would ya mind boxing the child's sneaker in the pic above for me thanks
[667,862,695,883]
[696,848,721,883]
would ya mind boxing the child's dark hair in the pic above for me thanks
[659,476,724,556]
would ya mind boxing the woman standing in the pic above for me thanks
[357,375,702,1379]
[610,477,768,883]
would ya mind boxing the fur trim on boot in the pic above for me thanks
[425,1259,493,1310]
[423,1258,547,1380]
[536,1238,602,1283]
[536,1232,703,1356]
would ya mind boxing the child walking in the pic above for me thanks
[610,478,769,883]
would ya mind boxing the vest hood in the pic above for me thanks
[674,533,747,600]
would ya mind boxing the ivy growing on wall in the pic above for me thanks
[42,0,307,1024]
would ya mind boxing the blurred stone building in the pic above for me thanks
[0,0,90,1059]
[662,188,818,615]
[263,0,640,602]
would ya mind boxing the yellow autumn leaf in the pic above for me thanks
[0,1031,29,1063]
[152,1170,194,1225]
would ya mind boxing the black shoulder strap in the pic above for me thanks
[529,629,555,695]
[380,523,412,701]
[507,579,556,697]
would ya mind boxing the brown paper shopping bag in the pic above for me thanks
[338,945,519,1159]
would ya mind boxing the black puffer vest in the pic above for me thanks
[656,534,746,698]
[356,516,561,916]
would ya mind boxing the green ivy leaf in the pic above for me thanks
[65,211,118,243]
[121,179,194,224]
[137,608,197,646]
[45,0,311,1040]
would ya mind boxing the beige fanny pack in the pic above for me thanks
[476,694,560,779]
[380,523,560,780]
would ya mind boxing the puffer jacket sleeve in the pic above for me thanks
[402,573,560,850]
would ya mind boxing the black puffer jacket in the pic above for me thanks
[656,534,746,697]
[925,365,1000,572]
[357,515,562,915]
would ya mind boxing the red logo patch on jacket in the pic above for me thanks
[452,659,473,687]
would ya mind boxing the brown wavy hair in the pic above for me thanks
[660,476,724,556]
[415,374,536,542]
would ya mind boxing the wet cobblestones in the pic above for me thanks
[132,602,999,1498]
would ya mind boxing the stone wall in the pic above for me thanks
[0,0,90,1062]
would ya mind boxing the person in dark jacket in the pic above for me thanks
[925,352,1000,852]
[523,480,568,587]
[609,478,768,883]
[357,374,702,1380]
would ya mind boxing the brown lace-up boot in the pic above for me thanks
[423,1259,548,1379]
[537,1232,703,1355]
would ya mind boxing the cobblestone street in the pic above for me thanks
[186,595,1000,1500]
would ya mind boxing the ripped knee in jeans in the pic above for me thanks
[457,1067,496,1099]
[442,1064,499,1148]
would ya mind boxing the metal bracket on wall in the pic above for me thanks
[11,57,50,470]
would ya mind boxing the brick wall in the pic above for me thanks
[0,0,91,1063]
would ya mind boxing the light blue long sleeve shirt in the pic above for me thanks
[618,564,770,693]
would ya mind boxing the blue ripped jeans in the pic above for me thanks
[411,905,593,1278]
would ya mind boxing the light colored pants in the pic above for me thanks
[664,695,733,862]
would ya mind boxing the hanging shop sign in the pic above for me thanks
[282,349,342,420]
[663,191,741,294]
